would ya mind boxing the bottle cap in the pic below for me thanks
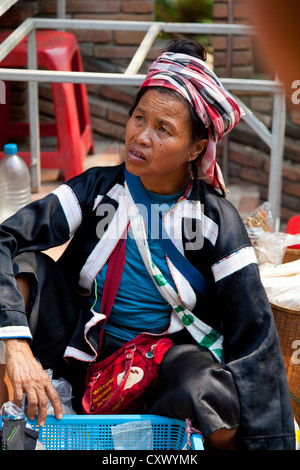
[4,143,18,155]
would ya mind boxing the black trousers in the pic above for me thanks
[13,251,240,440]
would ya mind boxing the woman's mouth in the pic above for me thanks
[127,148,147,162]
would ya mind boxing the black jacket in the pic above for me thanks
[0,163,295,449]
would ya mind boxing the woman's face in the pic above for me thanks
[125,89,207,194]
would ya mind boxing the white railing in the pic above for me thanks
[0,16,286,227]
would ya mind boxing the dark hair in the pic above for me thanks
[166,37,207,62]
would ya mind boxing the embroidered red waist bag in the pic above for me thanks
[81,226,173,415]
[82,333,173,414]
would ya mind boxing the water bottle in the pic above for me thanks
[0,143,31,223]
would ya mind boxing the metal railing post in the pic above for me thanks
[27,28,41,193]
[268,90,286,230]
[57,0,66,19]
[125,23,161,76]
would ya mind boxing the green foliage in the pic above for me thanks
[156,0,213,23]
[155,0,213,47]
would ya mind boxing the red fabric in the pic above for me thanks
[82,334,173,414]
[97,227,128,352]
[286,215,300,249]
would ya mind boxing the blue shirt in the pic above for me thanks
[89,187,185,341]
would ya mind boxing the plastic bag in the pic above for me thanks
[244,202,300,264]
[111,420,153,450]
[244,201,274,234]
[45,369,76,415]
[250,230,300,265]
[259,259,300,308]
[1,401,26,421]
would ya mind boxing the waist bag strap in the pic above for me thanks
[124,168,209,298]
[98,223,129,351]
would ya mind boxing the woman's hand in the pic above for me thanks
[3,338,63,426]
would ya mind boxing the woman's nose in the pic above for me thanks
[135,126,152,146]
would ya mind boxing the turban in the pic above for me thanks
[140,52,245,191]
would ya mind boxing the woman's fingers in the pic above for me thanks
[25,383,48,423]
[45,382,63,422]
[3,338,63,425]
[22,365,63,425]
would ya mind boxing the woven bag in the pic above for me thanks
[283,248,300,264]
[271,301,300,422]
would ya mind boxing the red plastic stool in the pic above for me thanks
[0,30,94,180]
[285,215,300,249]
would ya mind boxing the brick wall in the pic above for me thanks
[0,0,157,144]
[213,0,300,223]
[39,0,157,143]
[212,0,254,78]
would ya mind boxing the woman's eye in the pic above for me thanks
[158,126,168,134]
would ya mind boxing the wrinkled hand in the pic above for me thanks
[3,339,63,426]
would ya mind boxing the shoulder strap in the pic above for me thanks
[124,168,209,298]
[98,223,129,351]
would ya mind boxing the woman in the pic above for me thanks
[0,39,295,450]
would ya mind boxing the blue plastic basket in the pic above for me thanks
[29,415,204,450]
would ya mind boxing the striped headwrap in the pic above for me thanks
[141,51,245,191]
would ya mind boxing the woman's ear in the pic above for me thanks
[189,139,208,162]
